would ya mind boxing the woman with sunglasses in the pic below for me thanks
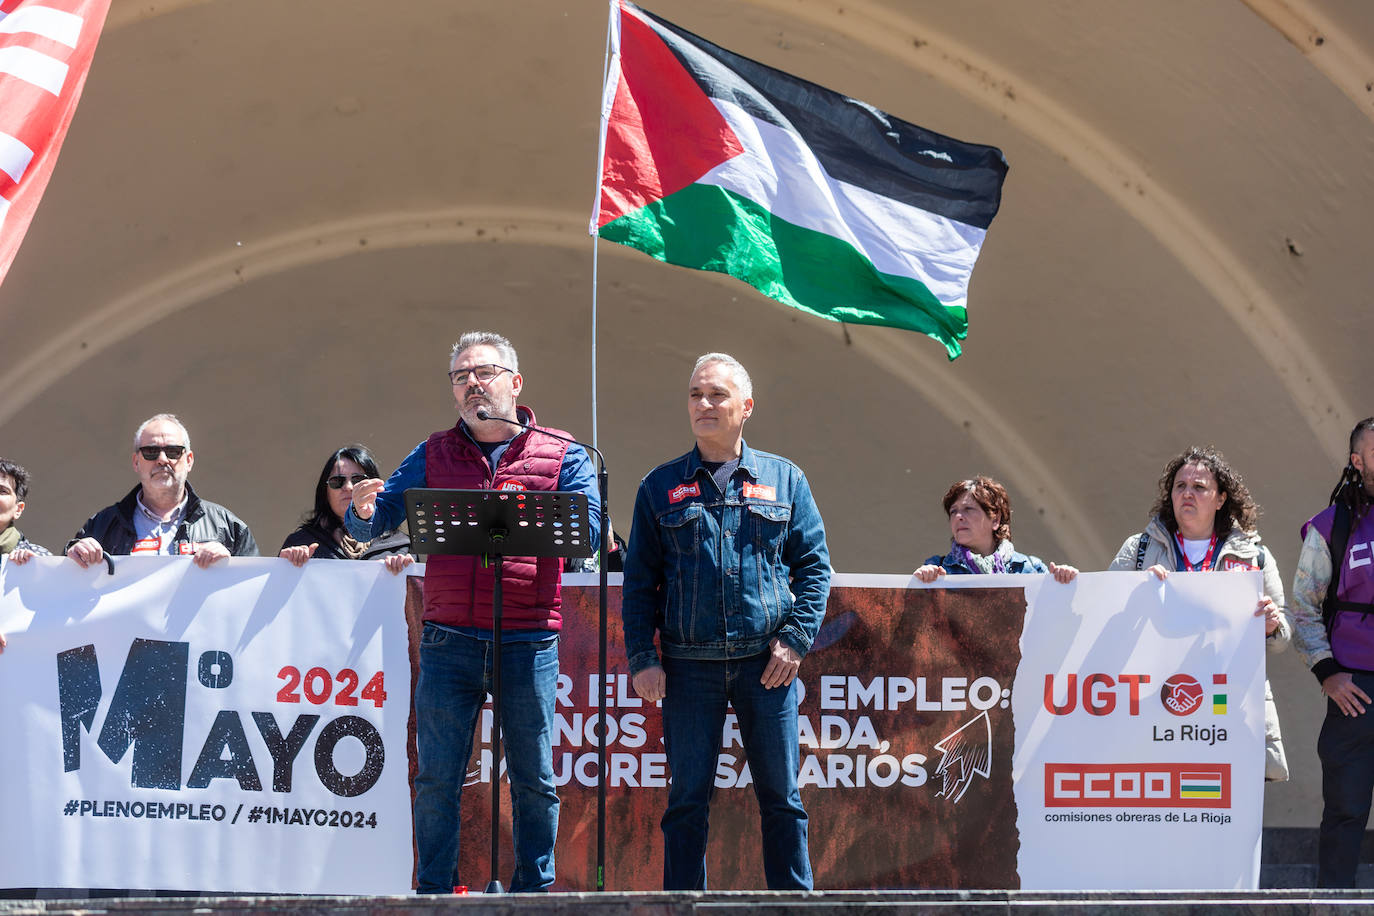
[914,476,1078,583]
[280,445,413,573]
[1108,445,1289,781]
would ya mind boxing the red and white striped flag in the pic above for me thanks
[0,0,111,287]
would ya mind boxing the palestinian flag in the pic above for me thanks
[591,0,1008,359]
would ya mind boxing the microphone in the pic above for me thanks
[472,403,614,886]
[474,407,603,467]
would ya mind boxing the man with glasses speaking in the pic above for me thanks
[65,413,258,568]
[345,330,600,894]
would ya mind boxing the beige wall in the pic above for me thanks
[2,0,1371,828]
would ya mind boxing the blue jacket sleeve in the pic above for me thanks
[345,441,427,540]
[776,469,832,657]
[559,444,601,555]
[619,480,664,675]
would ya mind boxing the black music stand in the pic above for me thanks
[404,488,593,894]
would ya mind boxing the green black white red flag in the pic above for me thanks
[0,0,112,289]
[591,0,1008,359]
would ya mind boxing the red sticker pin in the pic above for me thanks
[742,482,776,501]
[668,482,700,504]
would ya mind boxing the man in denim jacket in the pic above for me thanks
[621,352,831,890]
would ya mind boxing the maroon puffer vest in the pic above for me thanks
[422,406,570,630]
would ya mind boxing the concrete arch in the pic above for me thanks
[744,0,1354,446]
[0,203,1103,559]
[95,0,1354,448]
[1240,0,1374,120]
[849,325,1107,561]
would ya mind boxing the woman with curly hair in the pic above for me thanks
[1109,445,1291,780]
[914,476,1077,583]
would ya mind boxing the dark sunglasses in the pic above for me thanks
[138,445,187,461]
[326,474,368,490]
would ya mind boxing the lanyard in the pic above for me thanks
[1174,530,1219,572]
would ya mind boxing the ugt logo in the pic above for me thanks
[1160,673,1227,717]
[58,639,384,797]
[1043,671,1228,717]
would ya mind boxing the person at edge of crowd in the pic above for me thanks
[1,457,52,657]
[1289,416,1374,888]
[62,413,258,568]
[621,352,832,891]
[913,476,1078,583]
[1108,445,1290,783]
[279,444,413,574]
[345,331,600,894]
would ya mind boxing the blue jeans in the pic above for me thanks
[660,652,811,890]
[1317,671,1374,887]
[412,624,560,893]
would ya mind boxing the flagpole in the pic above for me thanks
[589,0,618,894]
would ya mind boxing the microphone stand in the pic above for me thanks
[477,409,611,891]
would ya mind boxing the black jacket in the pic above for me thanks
[280,521,410,560]
[68,483,258,557]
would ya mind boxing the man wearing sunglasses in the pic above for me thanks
[345,330,599,894]
[65,413,258,568]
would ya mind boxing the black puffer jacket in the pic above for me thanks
[67,483,258,557]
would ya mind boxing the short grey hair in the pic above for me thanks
[691,352,752,400]
[133,413,191,451]
[451,331,519,373]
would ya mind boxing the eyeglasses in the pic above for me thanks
[326,474,368,490]
[448,364,513,386]
[138,445,187,461]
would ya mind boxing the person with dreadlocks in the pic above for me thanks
[1109,446,1291,782]
[1291,416,1374,887]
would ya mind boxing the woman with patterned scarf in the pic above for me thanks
[914,476,1078,583]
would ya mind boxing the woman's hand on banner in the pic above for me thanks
[280,544,318,567]
[1253,593,1281,636]
[383,555,414,575]
[914,564,945,583]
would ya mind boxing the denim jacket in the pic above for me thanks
[621,441,832,674]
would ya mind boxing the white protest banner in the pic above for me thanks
[0,556,413,895]
[1011,570,1265,889]
[539,571,1265,890]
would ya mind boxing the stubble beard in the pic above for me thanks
[145,467,185,497]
